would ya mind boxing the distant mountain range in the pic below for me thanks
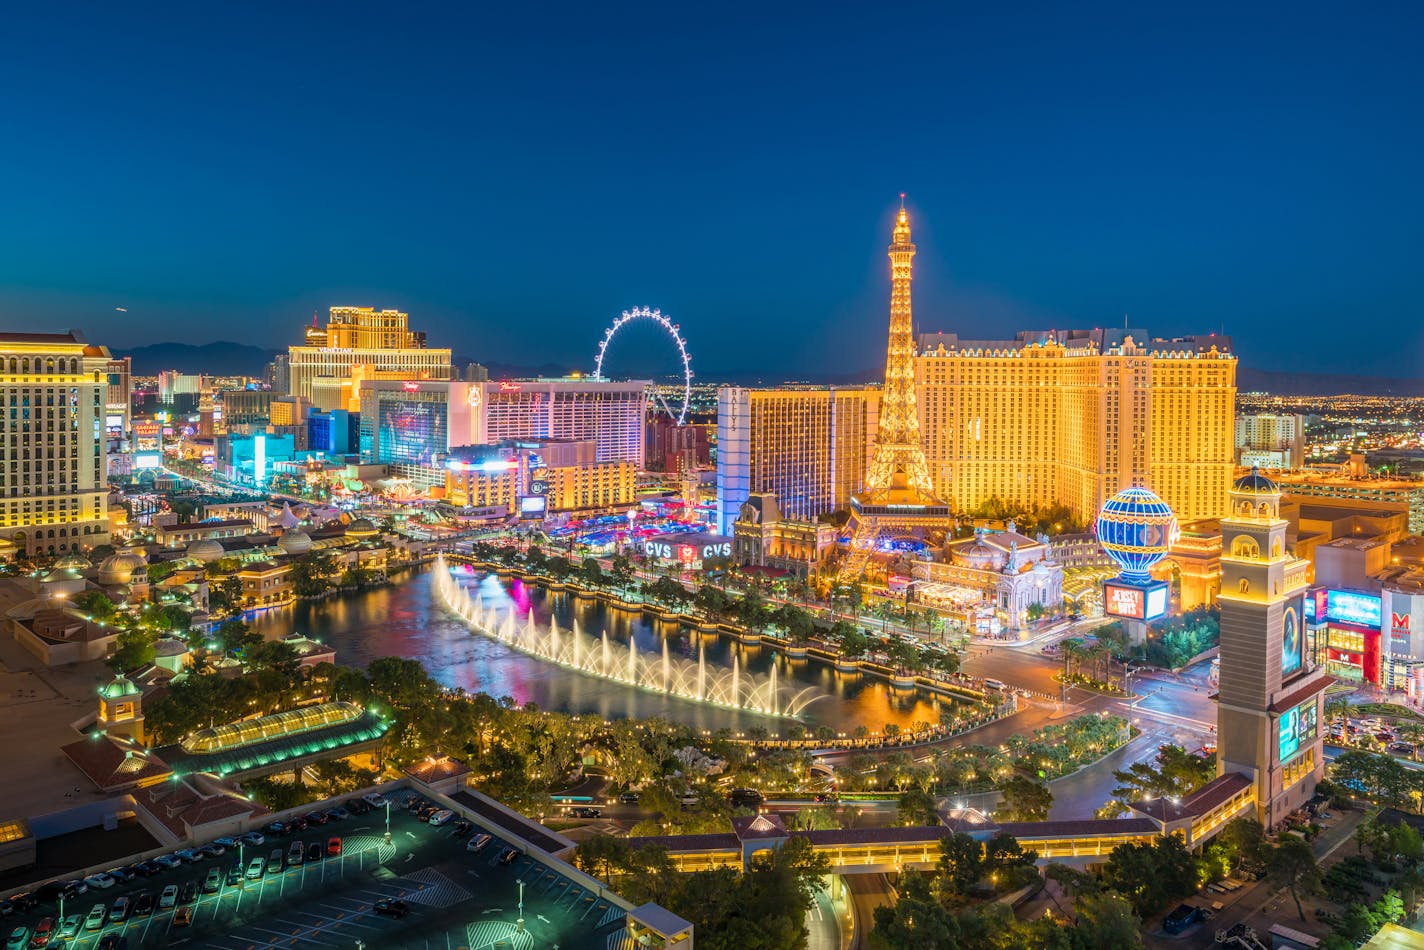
[115,340,1424,396]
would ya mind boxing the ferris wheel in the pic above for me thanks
[593,306,694,425]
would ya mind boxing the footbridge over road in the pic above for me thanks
[631,772,1257,875]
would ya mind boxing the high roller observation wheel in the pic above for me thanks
[593,306,693,425]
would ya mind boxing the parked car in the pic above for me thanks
[261,822,288,838]
[373,899,410,919]
[82,874,114,891]
[225,864,243,887]
[56,916,80,940]
[304,811,328,827]
[239,832,265,847]
[499,848,518,866]
[1163,904,1205,934]
[266,849,283,874]
[108,896,129,922]
[133,861,162,877]
[28,917,55,948]
[173,906,192,927]
[288,842,305,867]
[246,858,265,880]
[326,807,350,821]
[132,892,154,917]
[467,834,492,853]
[104,867,134,884]
[158,886,178,910]
[152,854,182,870]
[362,792,386,808]
[198,843,227,858]
[202,869,223,893]
[96,934,127,950]
[84,905,107,932]
[347,798,372,815]
[307,842,324,863]
[327,837,342,857]
[178,881,197,904]
[6,896,35,913]
[429,809,455,826]
[174,849,203,863]
[287,816,309,834]
[60,881,87,901]
[5,928,28,950]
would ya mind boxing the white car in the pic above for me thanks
[428,809,455,826]
[153,854,182,869]
[84,904,106,931]
[159,884,179,909]
[82,873,115,890]
[362,792,387,807]
[240,832,265,847]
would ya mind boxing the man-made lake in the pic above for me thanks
[253,566,948,735]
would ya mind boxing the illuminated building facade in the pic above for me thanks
[715,386,878,535]
[1273,472,1424,536]
[443,440,634,516]
[1236,413,1305,470]
[914,329,1236,524]
[357,380,481,466]
[104,356,132,448]
[0,331,112,556]
[731,493,838,578]
[287,306,453,401]
[1216,468,1327,829]
[910,525,1063,631]
[472,379,648,467]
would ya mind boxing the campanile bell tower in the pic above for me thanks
[1216,467,1329,828]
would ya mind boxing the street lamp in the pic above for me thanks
[384,800,391,844]
[516,878,525,932]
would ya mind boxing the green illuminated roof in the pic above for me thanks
[100,675,137,700]
[180,702,363,754]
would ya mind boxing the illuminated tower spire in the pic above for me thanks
[837,198,950,583]
[861,198,936,500]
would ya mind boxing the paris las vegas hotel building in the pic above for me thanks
[720,326,1235,538]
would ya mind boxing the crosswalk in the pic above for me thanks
[464,919,534,949]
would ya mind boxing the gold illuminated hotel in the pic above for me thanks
[287,306,453,405]
[915,328,1236,524]
[0,331,113,557]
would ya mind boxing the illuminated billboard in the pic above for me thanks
[133,452,163,470]
[1282,603,1302,676]
[1104,579,1169,622]
[519,496,547,517]
[1305,588,1327,623]
[1325,590,1382,628]
[1278,697,1319,763]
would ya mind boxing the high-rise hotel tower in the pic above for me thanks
[287,307,453,404]
[915,328,1236,523]
[0,331,113,557]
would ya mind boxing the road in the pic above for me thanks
[844,873,895,950]
[806,885,843,950]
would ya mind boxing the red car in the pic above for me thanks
[29,917,55,948]
[326,837,342,857]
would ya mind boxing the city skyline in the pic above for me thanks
[2,5,1421,379]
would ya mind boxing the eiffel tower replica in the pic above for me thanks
[838,198,954,582]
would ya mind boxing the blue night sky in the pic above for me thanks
[0,2,1420,380]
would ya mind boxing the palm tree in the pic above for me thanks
[1325,696,1352,736]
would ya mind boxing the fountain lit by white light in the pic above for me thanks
[433,557,820,718]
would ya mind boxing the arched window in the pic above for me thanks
[1231,536,1260,559]
[1271,539,1282,558]
[1238,577,1250,594]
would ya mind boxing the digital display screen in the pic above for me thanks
[1278,698,1318,764]
[134,452,162,470]
[1145,587,1168,621]
[1326,590,1382,628]
[1283,604,1302,676]
[1104,583,1145,620]
[519,496,547,516]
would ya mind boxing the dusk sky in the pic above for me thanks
[1,3,1420,380]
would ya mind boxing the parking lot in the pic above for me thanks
[3,789,627,949]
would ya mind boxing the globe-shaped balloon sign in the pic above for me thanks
[1095,487,1180,582]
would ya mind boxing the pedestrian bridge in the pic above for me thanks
[631,773,1257,874]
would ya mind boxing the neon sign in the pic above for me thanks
[498,381,521,392]
[402,381,420,392]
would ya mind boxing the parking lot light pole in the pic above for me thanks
[239,842,245,889]
[384,801,392,844]
[516,878,525,932]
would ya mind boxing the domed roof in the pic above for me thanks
[53,553,92,571]
[153,637,189,658]
[1233,465,1278,494]
[97,552,147,586]
[99,674,137,700]
[1095,486,1180,580]
[185,539,225,563]
[277,528,313,556]
[345,518,378,537]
